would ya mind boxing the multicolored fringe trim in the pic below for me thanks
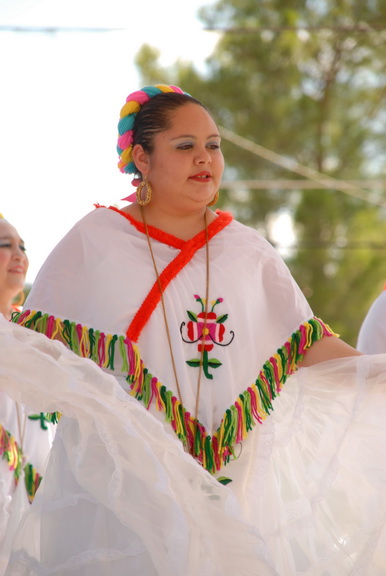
[24,462,43,503]
[0,423,42,502]
[12,310,336,475]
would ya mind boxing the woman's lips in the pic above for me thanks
[189,172,212,181]
[9,266,25,274]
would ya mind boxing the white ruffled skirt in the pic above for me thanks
[0,319,385,576]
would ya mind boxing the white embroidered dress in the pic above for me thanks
[0,392,55,576]
[0,206,385,575]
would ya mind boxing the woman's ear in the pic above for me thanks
[132,144,150,177]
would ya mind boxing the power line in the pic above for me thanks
[273,243,386,252]
[219,126,386,208]
[205,24,386,33]
[221,179,386,190]
[0,25,124,33]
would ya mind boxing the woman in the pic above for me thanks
[357,285,386,353]
[1,85,385,575]
[0,215,28,321]
[0,216,54,576]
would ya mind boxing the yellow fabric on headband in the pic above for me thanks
[120,148,133,164]
[0,213,4,219]
[156,85,175,93]
[119,100,141,119]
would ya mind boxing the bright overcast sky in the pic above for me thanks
[0,0,219,282]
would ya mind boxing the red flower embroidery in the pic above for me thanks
[180,295,235,379]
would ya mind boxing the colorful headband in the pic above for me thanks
[117,84,188,175]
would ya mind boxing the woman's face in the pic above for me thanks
[0,219,29,298]
[142,102,224,211]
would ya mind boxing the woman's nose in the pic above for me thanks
[13,247,26,260]
[195,147,212,164]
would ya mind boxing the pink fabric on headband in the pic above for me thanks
[121,192,137,203]
[117,131,133,150]
[169,85,185,94]
[121,176,141,202]
[126,91,151,104]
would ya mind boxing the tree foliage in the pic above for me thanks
[134,0,386,345]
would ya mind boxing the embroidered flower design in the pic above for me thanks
[28,412,50,430]
[180,295,235,379]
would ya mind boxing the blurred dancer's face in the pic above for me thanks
[0,219,29,298]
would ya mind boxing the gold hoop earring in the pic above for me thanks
[13,291,25,307]
[207,190,219,206]
[136,178,152,206]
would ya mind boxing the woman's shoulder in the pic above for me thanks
[225,215,280,254]
[77,204,120,226]
[59,205,133,240]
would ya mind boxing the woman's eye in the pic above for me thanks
[207,143,220,150]
[177,143,193,150]
[0,242,26,251]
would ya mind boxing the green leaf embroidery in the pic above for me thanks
[217,476,233,485]
[207,358,222,368]
[27,412,49,430]
[186,359,201,367]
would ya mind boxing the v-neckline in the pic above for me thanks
[107,205,233,249]
[105,206,233,342]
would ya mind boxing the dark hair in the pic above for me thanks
[133,93,208,156]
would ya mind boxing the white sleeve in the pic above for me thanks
[357,290,386,353]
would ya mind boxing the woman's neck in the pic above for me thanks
[122,203,217,241]
[0,297,13,320]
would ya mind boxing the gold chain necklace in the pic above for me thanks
[140,206,210,453]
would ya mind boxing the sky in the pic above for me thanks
[0,0,219,283]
